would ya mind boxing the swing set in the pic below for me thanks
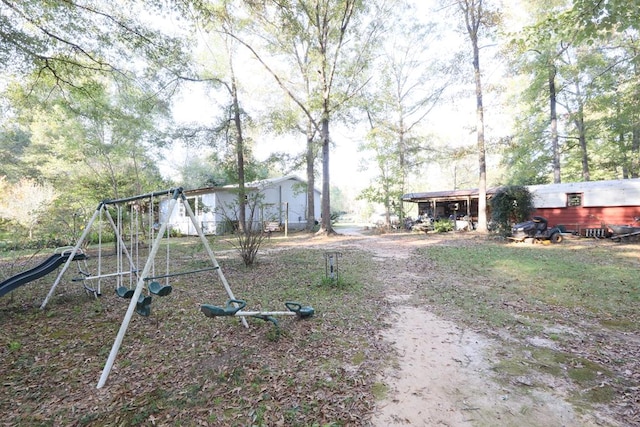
[39,187,313,389]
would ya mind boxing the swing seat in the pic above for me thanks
[116,286,135,299]
[285,301,315,318]
[148,281,172,297]
[136,295,152,317]
[200,299,246,317]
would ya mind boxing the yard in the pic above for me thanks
[0,229,638,426]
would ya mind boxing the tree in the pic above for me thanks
[181,1,268,234]
[234,0,384,235]
[572,0,640,38]
[244,3,322,232]
[505,0,640,184]
[359,5,449,227]
[490,185,535,236]
[0,177,56,240]
[454,0,501,232]
[503,0,573,184]
[1,0,189,94]
[1,70,168,211]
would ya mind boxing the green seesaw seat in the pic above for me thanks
[284,302,315,319]
[200,299,246,317]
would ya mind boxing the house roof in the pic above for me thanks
[402,187,503,202]
[246,174,320,192]
[183,175,320,197]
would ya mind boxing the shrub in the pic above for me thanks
[490,186,535,236]
[433,219,453,233]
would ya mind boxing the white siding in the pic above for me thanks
[159,176,321,235]
[529,179,640,208]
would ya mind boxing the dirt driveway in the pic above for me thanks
[323,228,623,427]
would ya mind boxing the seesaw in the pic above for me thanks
[200,299,314,327]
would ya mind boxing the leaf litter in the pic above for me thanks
[0,231,637,426]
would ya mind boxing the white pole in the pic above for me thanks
[41,206,101,309]
[231,310,296,317]
[181,196,249,328]
[97,195,180,389]
[103,207,138,281]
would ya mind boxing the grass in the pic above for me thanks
[0,232,387,426]
[412,239,639,411]
[0,232,638,425]
[417,243,640,327]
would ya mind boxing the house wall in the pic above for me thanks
[160,177,320,235]
[529,179,640,208]
[261,179,318,229]
[529,179,640,234]
[533,206,640,234]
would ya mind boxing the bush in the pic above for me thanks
[490,186,535,236]
[433,219,453,233]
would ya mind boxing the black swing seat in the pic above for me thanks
[116,286,135,299]
[200,299,246,317]
[148,281,172,297]
[136,294,152,317]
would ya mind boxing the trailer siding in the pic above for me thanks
[533,206,640,234]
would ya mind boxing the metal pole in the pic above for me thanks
[97,190,181,389]
[181,194,249,328]
[40,205,102,309]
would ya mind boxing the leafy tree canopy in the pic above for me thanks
[1,0,191,93]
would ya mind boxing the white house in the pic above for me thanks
[160,175,321,235]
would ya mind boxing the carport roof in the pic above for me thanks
[402,187,503,202]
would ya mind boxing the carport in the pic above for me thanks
[401,187,501,222]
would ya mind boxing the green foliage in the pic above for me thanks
[433,219,453,233]
[356,4,444,222]
[490,185,535,236]
[0,0,191,94]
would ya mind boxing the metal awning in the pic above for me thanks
[402,186,503,202]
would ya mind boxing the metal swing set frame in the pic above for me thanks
[40,187,313,389]
[39,187,249,388]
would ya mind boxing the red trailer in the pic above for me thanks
[527,179,640,237]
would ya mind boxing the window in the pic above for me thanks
[567,193,582,207]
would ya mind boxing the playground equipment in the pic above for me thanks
[201,299,314,332]
[201,299,313,323]
[35,188,244,388]
[0,247,87,298]
[35,187,313,389]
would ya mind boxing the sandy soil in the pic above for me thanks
[329,228,618,427]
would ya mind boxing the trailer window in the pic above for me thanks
[567,193,582,207]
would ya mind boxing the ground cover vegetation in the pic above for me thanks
[0,233,388,425]
[1,231,638,425]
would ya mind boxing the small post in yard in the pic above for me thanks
[324,251,342,283]
[284,201,288,238]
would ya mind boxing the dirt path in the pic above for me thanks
[328,230,617,427]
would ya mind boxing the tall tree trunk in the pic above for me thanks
[632,120,640,178]
[319,115,333,234]
[305,119,316,231]
[549,65,561,183]
[458,0,489,233]
[574,109,590,181]
[632,61,640,178]
[229,54,246,232]
[472,38,488,233]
